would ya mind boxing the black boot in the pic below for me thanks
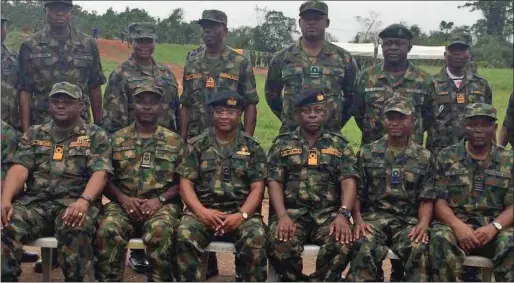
[128,249,148,274]
[375,264,385,281]
[206,253,219,279]
[390,259,405,282]
[34,249,58,273]
[461,266,481,282]
[21,250,39,263]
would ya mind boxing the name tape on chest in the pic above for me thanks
[184,73,202,80]
[364,87,386,92]
[280,148,302,157]
[70,135,91,148]
[31,140,52,147]
[321,148,342,157]
[219,73,239,81]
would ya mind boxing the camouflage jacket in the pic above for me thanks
[265,39,359,133]
[180,45,259,139]
[435,140,513,227]
[351,62,435,146]
[18,25,106,125]
[10,119,113,206]
[267,128,359,225]
[102,54,179,134]
[426,67,493,153]
[111,123,184,202]
[357,136,436,224]
[176,129,267,213]
[1,120,19,181]
[1,43,20,131]
[503,91,514,146]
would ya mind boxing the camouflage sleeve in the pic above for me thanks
[101,70,128,134]
[503,92,514,130]
[264,53,284,119]
[1,122,19,180]
[505,172,513,207]
[179,65,195,107]
[87,127,113,174]
[351,71,366,131]
[418,154,436,201]
[238,56,259,106]
[247,144,267,183]
[434,152,448,200]
[338,143,359,182]
[483,80,493,104]
[356,148,367,201]
[87,38,107,87]
[423,76,435,132]
[18,42,35,93]
[341,54,360,128]
[9,127,37,171]
[176,144,200,181]
[166,67,181,132]
[266,141,285,183]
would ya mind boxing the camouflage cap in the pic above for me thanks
[299,0,328,16]
[295,88,326,107]
[198,10,228,27]
[379,24,413,40]
[129,22,157,40]
[464,103,497,120]
[446,32,472,48]
[383,96,414,115]
[133,82,164,97]
[207,90,244,109]
[49,82,82,100]
[44,0,72,7]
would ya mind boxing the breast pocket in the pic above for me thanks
[199,156,218,192]
[445,171,471,206]
[66,147,90,176]
[30,52,56,86]
[112,148,137,179]
[322,66,344,94]
[404,167,425,198]
[230,156,249,180]
[217,72,239,91]
[154,147,179,182]
[281,66,303,95]
[34,145,52,171]
[363,164,386,194]
[484,172,511,209]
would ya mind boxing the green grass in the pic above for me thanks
[153,43,199,66]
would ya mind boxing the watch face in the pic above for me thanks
[242,212,248,219]
[159,196,166,202]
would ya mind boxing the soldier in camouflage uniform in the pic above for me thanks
[499,91,514,147]
[267,89,359,281]
[1,15,20,131]
[426,32,493,155]
[1,120,18,183]
[175,90,268,281]
[1,82,113,281]
[18,0,106,133]
[352,24,434,146]
[95,83,184,282]
[430,103,514,282]
[265,1,358,134]
[102,22,180,134]
[180,10,259,141]
[347,97,435,282]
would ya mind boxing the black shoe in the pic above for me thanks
[375,264,385,282]
[206,253,219,279]
[128,251,149,274]
[33,250,59,274]
[21,251,39,263]
[461,266,481,282]
[390,259,405,282]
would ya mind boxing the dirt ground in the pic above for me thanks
[19,200,392,282]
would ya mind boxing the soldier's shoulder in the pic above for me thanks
[472,72,489,83]
[21,30,44,47]
[272,44,296,59]
[225,46,248,63]
[271,132,298,145]
[411,143,433,160]
[74,29,96,45]
[185,45,205,63]
[326,42,354,59]
[155,61,172,72]
[437,144,461,161]
[495,144,514,163]
[328,131,350,145]
[410,63,434,83]
[240,131,261,145]
[157,127,183,143]
[186,131,209,146]
[85,123,109,137]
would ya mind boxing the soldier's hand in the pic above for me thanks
[199,208,225,230]
[330,215,353,244]
[120,196,146,220]
[354,219,373,239]
[277,214,296,242]
[63,199,90,228]
[474,224,498,246]
[1,201,13,228]
[408,223,429,244]
[454,223,480,253]
[217,213,244,235]
[140,198,163,218]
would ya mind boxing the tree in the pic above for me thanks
[252,10,297,53]
[459,1,513,39]
[354,11,382,43]
[227,26,254,49]
[439,20,455,36]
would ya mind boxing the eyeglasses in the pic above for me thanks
[49,98,79,106]
[213,108,239,116]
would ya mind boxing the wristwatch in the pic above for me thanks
[80,194,93,205]
[240,210,248,220]
[158,195,167,204]
[492,221,503,231]
[337,206,352,221]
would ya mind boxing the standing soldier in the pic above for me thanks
[499,91,514,147]
[430,103,513,282]
[175,90,268,281]
[265,0,358,134]
[1,82,113,281]
[120,25,126,43]
[102,22,179,135]
[180,10,259,141]
[256,52,262,68]
[267,89,359,281]
[427,32,492,155]
[95,83,184,282]
[250,50,256,68]
[18,0,106,133]
[352,24,434,146]
[1,14,20,131]
[348,97,435,282]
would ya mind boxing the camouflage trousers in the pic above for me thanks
[1,200,98,281]
[347,215,430,282]
[430,223,514,282]
[268,214,352,282]
[94,202,181,282]
[175,214,268,281]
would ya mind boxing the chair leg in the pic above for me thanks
[482,267,493,282]
[41,247,53,282]
[201,252,210,281]
[267,262,278,282]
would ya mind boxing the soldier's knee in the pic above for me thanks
[143,222,175,247]
[96,221,123,243]
[175,225,193,243]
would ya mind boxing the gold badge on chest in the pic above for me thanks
[308,149,318,166]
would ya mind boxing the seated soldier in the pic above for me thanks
[430,103,513,282]
[1,82,112,281]
[348,97,435,282]
[175,90,268,281]
[94,83,184,281]
[267,89,359,281]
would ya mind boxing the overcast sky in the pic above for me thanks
[75,1,483,43]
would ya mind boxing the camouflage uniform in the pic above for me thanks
[1,120,19,181]
[102,22,179,134]
[427,33,493,154]
[265,1,358,134]
[175,92,268,281]
[1,15,20,131]
[95,116,184,281]
[18,24,106,125]
[1,82,113,281]
[266,90,359,281]
[502,91,514,146]
[181,10,259,140]
[430,103,514,282]
[348,98,436,282]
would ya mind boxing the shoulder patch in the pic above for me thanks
[272,132,294,143]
